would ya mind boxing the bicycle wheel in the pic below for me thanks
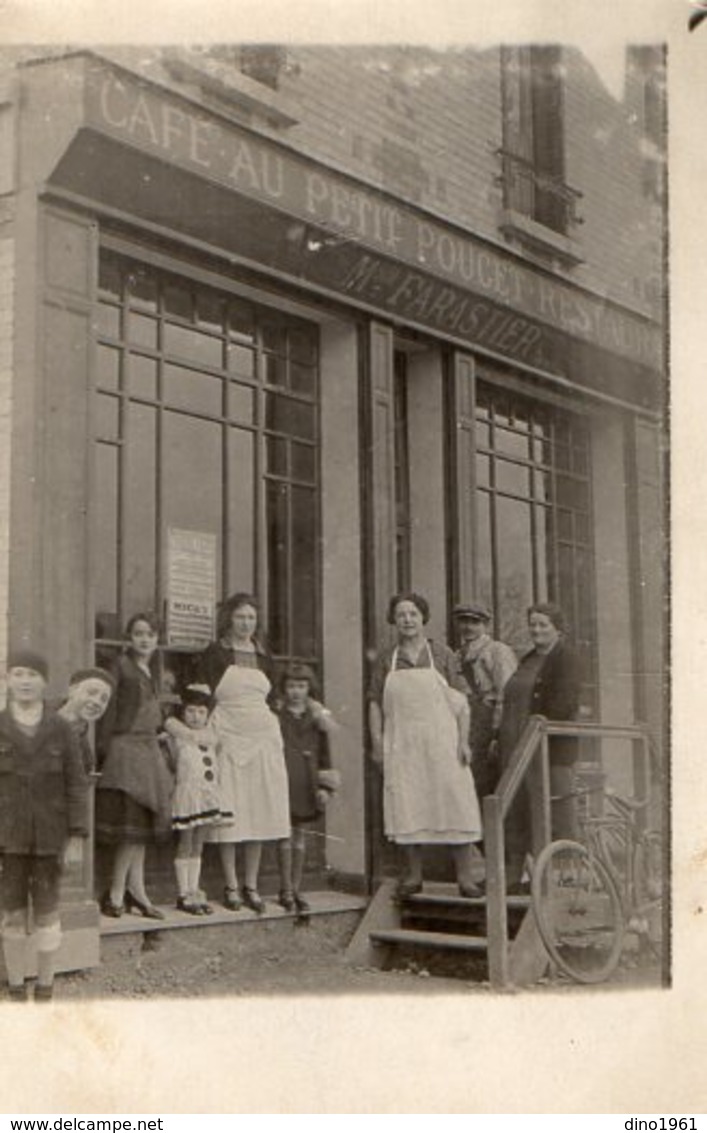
[532,839,625,984]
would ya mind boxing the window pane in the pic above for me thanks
[265,354,287,389]
[476,453,490,488]
[289,324,317,365]
[261,317,286,354]
[228,344,256,379]
[266,481,289,655]
[228,382,255,426]
[227,428,255,594]
[124,403,157,614]
[475,490,494,616]
[533,469,552,502]
[99,258,122,299]
[557,508,573,540]
[291,486,317,657]
[97,345,121,392]
[130,354,158,401]
[495,426,529,460]
[475,420,491,449]
[290,362,316,397]
[496,496,534,654]
[197,290,224,333]
[265,392,315,440]
[267,435,288,476]
[163,412,223,571]
[128,312,158,349]
[126,269,158,312]
[292,442,316,484]
[96,394,120,441]
[533,504,549,602]
[496,458,530,497]
[554,442,571,471]
[556,474,589,512]
[572,445,589,475]
[228,298,255,342]
[164,324,223,369]
[164,363,223,416]
[95,443,119,636]
[164,281,193,321]
[97,303,120,339]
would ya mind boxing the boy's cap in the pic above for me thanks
[69,667,116,691]
[7,650,49,680]
[453,602,491,622]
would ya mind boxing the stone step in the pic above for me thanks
[370,928,489,952]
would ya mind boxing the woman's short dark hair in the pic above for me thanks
[279,661,319,699]
[125,611,161,638]
[387,591,430,625]
[527,602,566,633]
[216,592,260,640]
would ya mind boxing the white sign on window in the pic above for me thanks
[166,528,217,647]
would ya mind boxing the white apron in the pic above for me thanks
[382,645,482,845]
[206,663,291,842]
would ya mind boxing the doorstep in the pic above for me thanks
[99,889,368,936]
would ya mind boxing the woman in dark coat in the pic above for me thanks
[497,602,582,888]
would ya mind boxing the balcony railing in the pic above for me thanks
[496,147,584,236]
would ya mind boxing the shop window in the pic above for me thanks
[498,46,583,253]
[473,379,597,712]
[93,251,321,681]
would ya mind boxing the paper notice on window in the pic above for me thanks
[166,528,217,647]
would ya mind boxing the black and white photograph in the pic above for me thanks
[0,0,701,1115]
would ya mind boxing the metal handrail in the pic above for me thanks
[483,715,653,987]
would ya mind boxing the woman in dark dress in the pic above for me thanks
[95,613,174,919]
[497,602,582,888]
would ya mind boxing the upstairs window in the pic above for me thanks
[499,45,582,238]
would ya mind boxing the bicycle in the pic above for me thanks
[530,784,664,985]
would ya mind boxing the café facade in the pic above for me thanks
[0,48,666,918]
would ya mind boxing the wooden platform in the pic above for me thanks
[100,889,367,936]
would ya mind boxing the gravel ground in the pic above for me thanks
[45,908,664,1002]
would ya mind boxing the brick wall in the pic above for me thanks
[278,44,663,320]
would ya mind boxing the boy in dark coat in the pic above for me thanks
[275,664,340,916]
[0,651,89,1001]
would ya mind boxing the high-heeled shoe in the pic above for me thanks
[125,890,165,920]
[277,890,296,912]
[241,886,265,914]
[100,892,124,918]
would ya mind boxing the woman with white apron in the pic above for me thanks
[368,592,483,898]
[199,592,290,913]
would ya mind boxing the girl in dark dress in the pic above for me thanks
[498,602,582,888]
[96,613,174,919]
[275,663,339,915]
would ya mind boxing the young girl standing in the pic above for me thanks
[96,613,174,919]
[275,663,340,916]
[165,684,231,915]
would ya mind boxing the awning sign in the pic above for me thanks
[166,528,217,647]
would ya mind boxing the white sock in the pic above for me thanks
[188,856,202,899]
[175,858,190,899]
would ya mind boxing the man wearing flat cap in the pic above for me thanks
[453,602,518,800]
